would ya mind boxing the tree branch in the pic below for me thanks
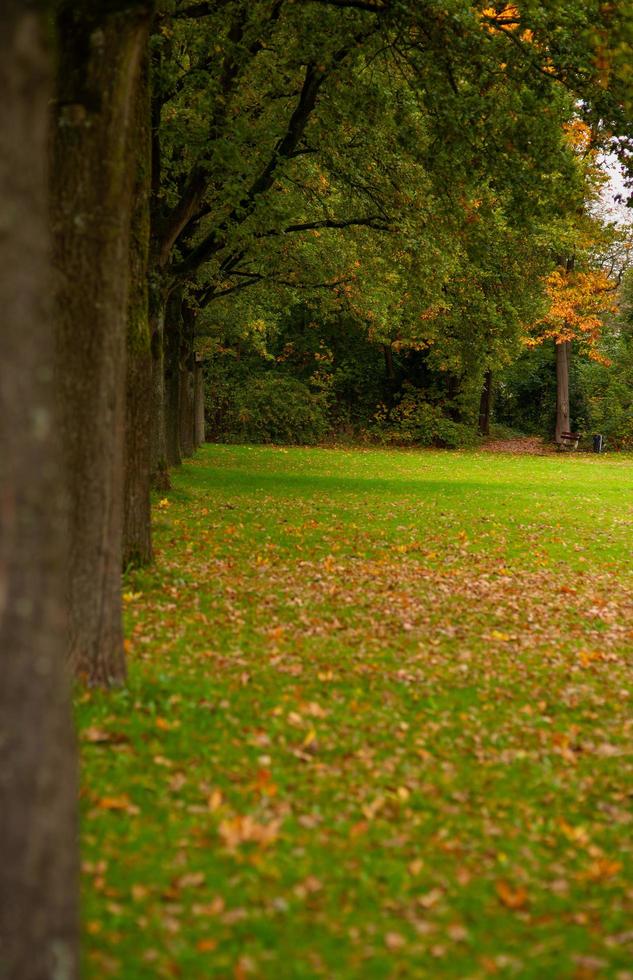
[171,0,233,19]
[157,1,284,267]
[307,0,388,11]
[172,63,327,276]
[173,32,374,279]
[259,215,390,236]
[199,270,353,306]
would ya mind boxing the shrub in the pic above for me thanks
[208,372,328,445]
[373,384,479,448]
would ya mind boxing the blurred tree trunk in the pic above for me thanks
[149,280,170,488]
[0,4,78,976]
[124,47,153,568]
[555,340,571,444]
[179,301,196,458]
[194,358,206,448]
[383,343,395,381]
[52,0,152,684]
[446,374,462,423]
[148,48,171,491]
[165,288,183,468]
[478,369,493,436]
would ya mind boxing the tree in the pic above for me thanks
[148,0,628,462]
[52,0,153,684]
[532,260,617,441]
[0,3,78,975]
[124,46,154,568]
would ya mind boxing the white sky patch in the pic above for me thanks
[596,152,631,226]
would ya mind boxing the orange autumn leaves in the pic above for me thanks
[526,266,617,363]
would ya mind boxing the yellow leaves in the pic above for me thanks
[155,716,180,731]
[362,796,386,820]
[208,789,223,812]
[301,727,318,749]
[580,857,622,882]
[558,818,591,848]
[551,728,580,764]
[384,931,406,950]
[249,769,277,798]
[218,814,280,851]
[528,266,617,353]
[97,794,139,815]
[495,879,529,910]
[131,884,149,902]
[577,649,605,668]
[196,939,218,953]
[174,871,205,890]
[157,498,170,510]
[563,119,594,153]
[82,726,128,745]
[122,591,142,603]
[489,629,510,642]
[192,896,225,918]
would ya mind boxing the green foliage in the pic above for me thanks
[208,372,328,445]
[373,383,480,448]
[497,268,633,447]
[149,0,633,455]
[575,295,633,449]
[496,343,558,436]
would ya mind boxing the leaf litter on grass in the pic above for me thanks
[79,445,633,979]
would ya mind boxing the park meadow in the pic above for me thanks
[79,445,633,978]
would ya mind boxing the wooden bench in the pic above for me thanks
[559,431,580,451]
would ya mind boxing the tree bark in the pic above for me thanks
[123,46,153,568]
[179,301,196,458]
[478,369,493,436]
[446,373,462,423]
[0,5,78,976]
[149,280,170,489]
[164,288,183,468]
[555,340,571,444]
[52,1,152,684]
[194,358,206,448]
[383,343,395,381]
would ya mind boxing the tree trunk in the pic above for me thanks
[194,358,206,448]
[478,369,493,436]
[383,343,395,381]
[0,5,78,976]
[149,281,170,489]
[123,47,153,568]
[179,301,196,458]
[164,288,183,468]
[52,1,151,684]
[555,340,571,444]
[446,374,462,423]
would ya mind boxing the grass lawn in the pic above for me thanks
[78,445,633,979]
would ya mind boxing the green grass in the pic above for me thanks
[78,445,633,979]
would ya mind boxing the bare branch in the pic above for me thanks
[306,0,388,11]
[258,215,390,236]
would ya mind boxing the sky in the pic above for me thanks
[598,152,631,225]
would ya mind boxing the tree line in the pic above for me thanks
[1,1,632,976]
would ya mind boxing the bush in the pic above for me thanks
[208,372,328,445]
[577,347,633,450]
[373,384,479,448]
